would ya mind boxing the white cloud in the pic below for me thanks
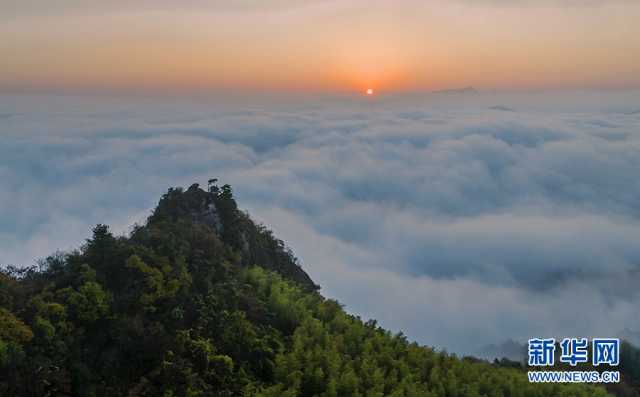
[1,91,640,353]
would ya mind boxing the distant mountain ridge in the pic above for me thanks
[432,86,478,94]
[476,339,526,362]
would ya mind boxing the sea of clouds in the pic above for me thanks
[1,90,639,355]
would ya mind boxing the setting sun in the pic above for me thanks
[366,88,374,95]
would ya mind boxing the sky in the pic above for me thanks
[2,90,640,354]
[1,0,640,93]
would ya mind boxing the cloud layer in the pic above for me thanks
[1,91,640,353]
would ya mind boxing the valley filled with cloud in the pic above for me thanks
[2,91,639,354]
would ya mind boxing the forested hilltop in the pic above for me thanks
[0,182,614,396]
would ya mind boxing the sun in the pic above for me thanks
[366,88,374,95]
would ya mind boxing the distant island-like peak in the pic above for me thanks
[433,86,479,94]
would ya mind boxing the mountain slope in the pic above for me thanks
[0,182,612,396]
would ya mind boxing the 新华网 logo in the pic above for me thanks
[526,337,620,383]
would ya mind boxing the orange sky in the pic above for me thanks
[1,0,639,93]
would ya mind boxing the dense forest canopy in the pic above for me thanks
[0,182,632,396]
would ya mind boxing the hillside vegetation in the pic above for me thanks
[0,182,613,396]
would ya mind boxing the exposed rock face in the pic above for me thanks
[193,199,223,235]
[179,183,223,235]
[189,193,249,255]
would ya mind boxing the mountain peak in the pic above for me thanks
[148,181,318,291]
[433,86,478,94]
[0,182,616,396]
